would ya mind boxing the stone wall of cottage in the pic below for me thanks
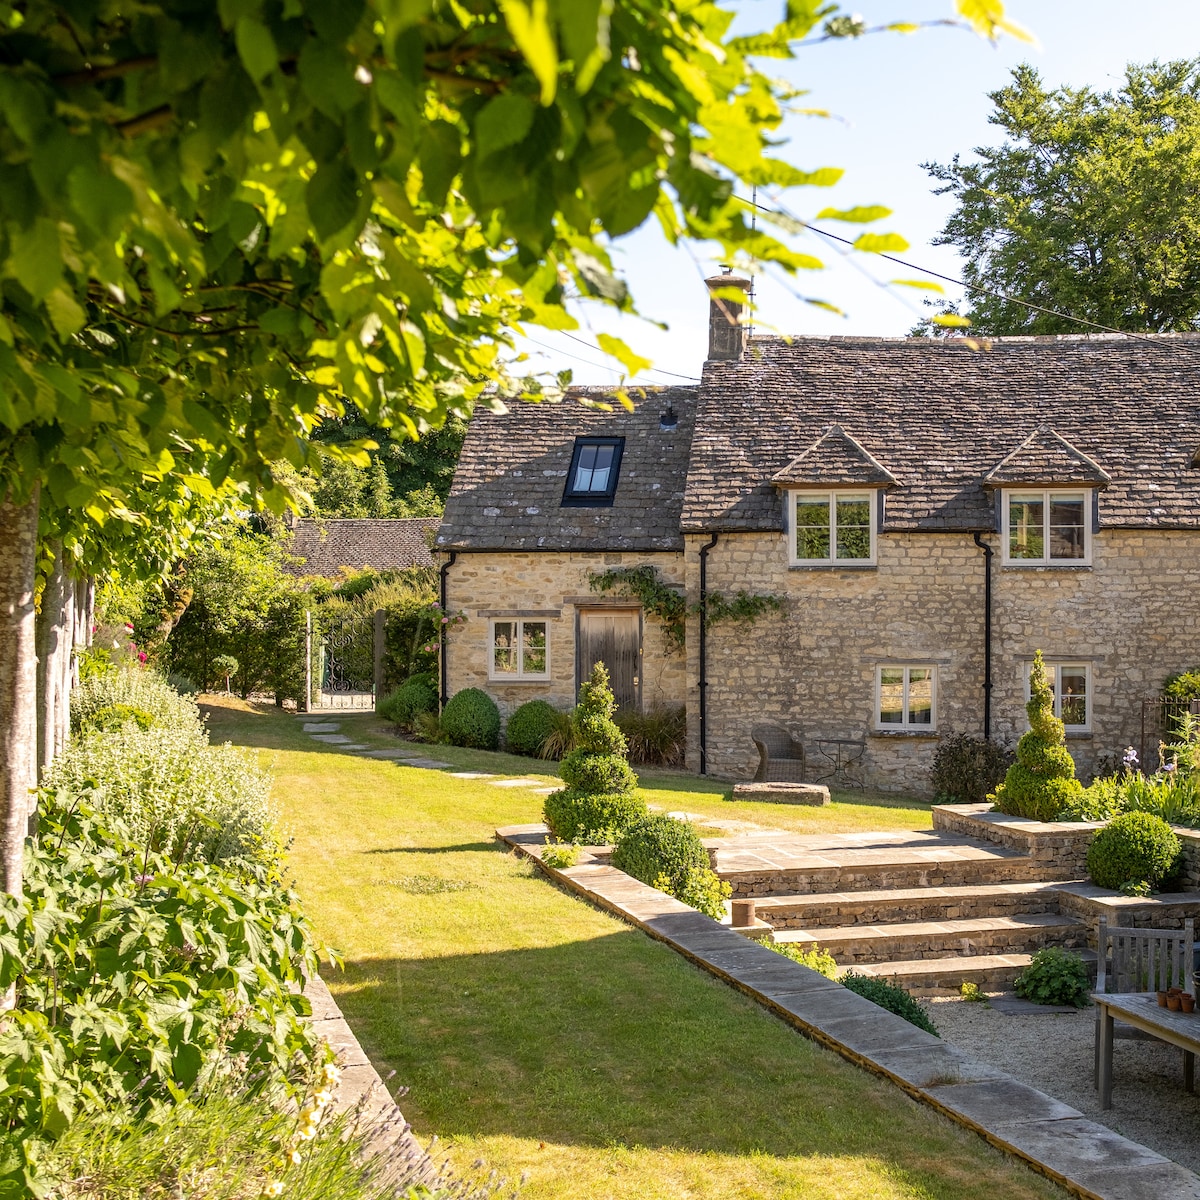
[685,528,1200,795]
[442,550,688,722]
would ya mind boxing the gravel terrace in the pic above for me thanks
[928,995,1200,1175]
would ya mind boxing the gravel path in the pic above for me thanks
[928,995,1200,1175]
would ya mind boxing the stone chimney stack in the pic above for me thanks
[704,269,751,361]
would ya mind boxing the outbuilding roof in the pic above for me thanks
[436,386,697,552]
[285,518,438,576]
[683,333,1200,532]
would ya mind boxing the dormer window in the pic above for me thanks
[1003,489,1090,565]
[562,437,624,507]
[788,490,877,566]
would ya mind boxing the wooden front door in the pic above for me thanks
[576,608,642,712]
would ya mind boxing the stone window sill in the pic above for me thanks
[1000,563,1092,572]
[788,563,877,572]
[869,730,939,740]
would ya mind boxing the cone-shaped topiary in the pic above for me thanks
[991,650,1083,820]
[542,663,647,843]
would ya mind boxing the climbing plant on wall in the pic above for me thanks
[588,567,784,654]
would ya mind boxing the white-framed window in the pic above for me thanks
[1002,489,1090,564]
[876,665,936,730]
[789,490,876,565]
[1025,661,1090,732]
[489,619,549,680]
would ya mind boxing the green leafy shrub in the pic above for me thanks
[166,671,199,696]
[769,941,839,978]
[931,732,1013,804]
[613,814,730,919]
[543,664,648,843]
[82,703,156,733]
[540,842,581,869]
[615,705,687,767]
[1013,947,1092,1008]
[542,790,648,845]
[991,651,1083,820]
[45,723,277,866]
[71,669,203,736]
[506,700,563,758]
[378,672,438,729]
[613,814,708,889]
[412,710,448,744]
[538,705,576,760]
[441,687,501,749]
[1087,811,1181,892]
[1163,668,1200,739]
[840,973,939,1035]
[1059,774,1126,822]
[0,790,322,1150]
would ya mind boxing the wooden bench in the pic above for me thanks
[1093,917,1195,1089]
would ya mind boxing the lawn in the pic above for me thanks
[204,699,1062,1200]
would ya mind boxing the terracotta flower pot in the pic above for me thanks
[1167,993,1182,1012]
[1158,991,1169,1006]
[1182,994,1196,1014]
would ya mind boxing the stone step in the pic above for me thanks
[756,880,1070,930]
[718,845,1039,898]
[850,949,1098,998]
[773,912,1088,965]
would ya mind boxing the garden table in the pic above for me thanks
[1094,992,1199,1110]
[812,738,866,789]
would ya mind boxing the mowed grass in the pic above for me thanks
[204,699,1062,1200]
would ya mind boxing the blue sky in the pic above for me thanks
[518,1,1200,386]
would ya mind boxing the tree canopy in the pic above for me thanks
[925,59,1200,335]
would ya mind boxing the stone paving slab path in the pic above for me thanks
[495,822,1200,1200]
[302,722,342,732]
[309,733,354,744]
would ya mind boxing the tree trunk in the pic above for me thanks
[57,573,76,760]
[1,485,39,902]
[36,545,66,783]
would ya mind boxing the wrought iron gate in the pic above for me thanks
[305,609,384,711]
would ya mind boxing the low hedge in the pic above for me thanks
[378,672,438,729]
[542,788,647,845]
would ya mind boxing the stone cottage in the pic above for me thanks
[437,279,1200,793]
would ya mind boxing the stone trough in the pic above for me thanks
[732,781,830,806]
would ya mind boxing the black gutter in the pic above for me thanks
[697,533,719,774]
[972,532,993,740]
[439,551,457,708]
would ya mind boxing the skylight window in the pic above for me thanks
[562,437,624,507]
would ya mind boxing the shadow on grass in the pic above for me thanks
[362,842,499,855]
[329,940,1053,1199]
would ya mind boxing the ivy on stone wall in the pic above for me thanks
[587,567,784,655]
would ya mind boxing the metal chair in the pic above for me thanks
[1093,917,1195,1088]
[751,724,807,783]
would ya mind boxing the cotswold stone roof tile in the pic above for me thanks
[285,518,438,576]
[984,426,1112,488]
[682,334,1200,532]
[436,386,697,551]
[771,424,898,487]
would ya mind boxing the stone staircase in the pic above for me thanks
[711,828,1095,994]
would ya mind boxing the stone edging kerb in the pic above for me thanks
[496,822,1200,1200]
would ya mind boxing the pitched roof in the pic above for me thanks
[684,334,1200,532]
[436,386,697,552]
[285,518,438,576]
[771,424,898,487]
[983,426,1111,488]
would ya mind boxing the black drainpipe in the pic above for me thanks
[439,551,458,709]
[972,532,993,740]
[698,533,719,774]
